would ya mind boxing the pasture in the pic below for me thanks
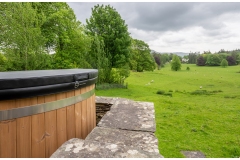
[96,64,240,158]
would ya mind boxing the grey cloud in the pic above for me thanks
[125,2,240,31]
[68,2,240,32]
[67,2,240,52]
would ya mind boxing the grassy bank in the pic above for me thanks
[96,64,240,158]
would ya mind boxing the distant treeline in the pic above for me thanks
[151,49,240,68]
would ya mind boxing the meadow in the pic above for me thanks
[96,64,240,158]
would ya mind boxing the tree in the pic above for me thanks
[35,2,91,69]
[197,55,206,66]
[86,4,131,69]
[0,2,46,70]
[0,53,6,71]
[226,56,236,66]
[206,54,221,66]
[129,39,155,72]
[171,55,181,71]
[188,53,199,64]
[87,34,110,83]
[153,54,161,70]
[221,59,228,68]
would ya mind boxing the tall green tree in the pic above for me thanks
[188,53,199,64]
[129,39,155,72]
[0,2,46,70]
[87,34,110,83]
[86,4,131,69]
[171,55,181,71]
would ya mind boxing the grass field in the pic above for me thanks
[96,64,240,158]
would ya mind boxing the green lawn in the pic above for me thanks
[96,64,240,158]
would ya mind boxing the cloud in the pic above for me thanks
[68,2,240,53]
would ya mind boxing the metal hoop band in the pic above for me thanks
[0,89,95,121]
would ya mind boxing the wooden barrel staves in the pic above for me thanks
[0,69,98,158]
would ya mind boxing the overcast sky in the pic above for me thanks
[68,2,240,53]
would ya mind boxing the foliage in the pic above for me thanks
[188,53,199,64]
[0,53,6,71]
[156,90,165,94]
[86,4,131,69]
[226,56,236,66]
[96,83,127,90]
[0,2,46,70]
[160,53,170,66]
[153,54,161,70]
[197,56,206,66]
[0,2,89,71]
[221,59,228,68]
[109,68,127,84]
[206,54,221,66]
[186,66,190,71]
[129,39,155,72]
[171,55,181,71]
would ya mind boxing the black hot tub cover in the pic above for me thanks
[0,69,98,100]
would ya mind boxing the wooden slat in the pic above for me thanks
[16,98,36,157]
[92,84,96,127]
[44,94,57,158]
[75,88,82,139]
[0,99,16,111]
[66,91,75,140]
[31,96,45,158]
[81,87,88,139]
[86,86,91,134]
[56,92,67,148]
[0,99,17,157]
[0,119,16,158]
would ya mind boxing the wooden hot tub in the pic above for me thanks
[0,69,98,158]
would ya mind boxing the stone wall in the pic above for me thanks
[51,96,164,158]
[96,103,112,125]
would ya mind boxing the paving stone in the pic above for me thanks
[181,151,206,158]
[50,96,163,158]
[85,127,162,156]
[50,138,162,158]
[97,98,156,132]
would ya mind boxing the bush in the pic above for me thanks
[186,66,190,71]
[109,67,129,84]
[164,92,172,97]
[190,90,211,95]
[156,90,165,95]
[221,59,228,68]
[96,83,127,90]
[171,55,181,71]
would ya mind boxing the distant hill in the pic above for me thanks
[151,50,189,57]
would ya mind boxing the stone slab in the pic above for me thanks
[97,98,156,132]
[85,127,163,157]
[50,138,162,158]
[50,97,163,158]
[181,151,206,158]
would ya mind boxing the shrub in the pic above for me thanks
[156,90,165,95]
[169,90,173,92]
[96,83,127,90]
[109,67,129,84]
[171,55,181,71]
[221,59,228,68]
[164,92,172,97]
[190,90,210,95]
[186,66,190,71]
